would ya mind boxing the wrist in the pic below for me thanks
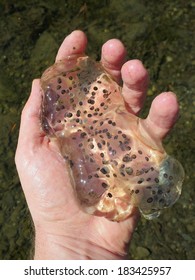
[34,227,127,260]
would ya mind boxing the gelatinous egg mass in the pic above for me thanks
[40,55,185,221]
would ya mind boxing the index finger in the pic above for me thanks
[55,30,87,62]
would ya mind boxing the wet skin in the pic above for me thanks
[15,30,183,259]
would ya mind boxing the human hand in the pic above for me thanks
[15,30,179,259]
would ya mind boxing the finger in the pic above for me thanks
[17,79,43,149]
[140,92,179,141]
[101,39,127,83]
[121,59,149,114]
[55,30,88,62]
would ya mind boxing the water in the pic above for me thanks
[0,0,194,259]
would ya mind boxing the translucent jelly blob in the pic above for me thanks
[40,55,185,221]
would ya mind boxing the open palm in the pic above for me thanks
[15,31,179,259]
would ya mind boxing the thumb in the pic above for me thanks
[17,79,43,151]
